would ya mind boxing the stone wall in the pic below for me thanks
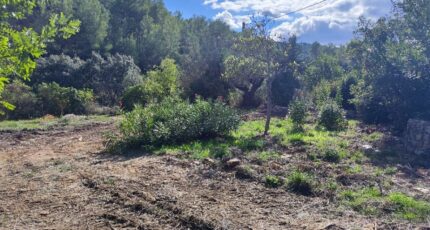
[405,119,430,155]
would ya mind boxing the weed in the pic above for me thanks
[103,177,116,185]
[235,165,256,180]
[286,171,314,196]
[364,132,384,143]
[384,167,397,175]
[258,151,280,161]
[347,165,363,174]
[265,175,283,188]
[350,151,365,164]
[210,145,231,159]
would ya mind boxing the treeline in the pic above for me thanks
[3,0,430,132]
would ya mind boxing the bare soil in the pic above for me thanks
[0,122,429,229]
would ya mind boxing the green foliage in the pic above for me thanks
[341,187,382,215]
[258,151,280,162]
[350,6,430,130]
[342,187,430,221]
[37,83,94,116]
[303,54,344,89]
[312,80,339,108]
[323,147,343,163]
[0,0,80,113]
[271,71,300,107]
[122,58,180,111]
[265,175,283,188]
[1,81,38,119]
[288,100,307,131]
[318,101,346,131]
[119,97,240,148]
[388,193,430,221]
[286,171,314,196]
[31,53,143,106]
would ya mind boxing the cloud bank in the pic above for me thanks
[204,0,392,44]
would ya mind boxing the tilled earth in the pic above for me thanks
[0,122,428,229]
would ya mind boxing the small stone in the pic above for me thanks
[203,158,215,166]
[226,158,241,168]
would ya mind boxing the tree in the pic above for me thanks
[224,18,285,135]
[122,58,180,111]
[179,18,233,100]
[0,0,80,113]
[106,0,181,71]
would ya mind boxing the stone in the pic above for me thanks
[203,158,216,166]
[226,158,241,168]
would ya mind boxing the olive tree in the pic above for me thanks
[224,18,285,135]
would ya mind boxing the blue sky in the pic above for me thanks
[164,0,393,44]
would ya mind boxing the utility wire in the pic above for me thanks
[282,0,331,16]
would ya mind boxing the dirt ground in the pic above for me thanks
[0,122,428,230]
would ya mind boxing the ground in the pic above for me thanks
[0,116,429,229]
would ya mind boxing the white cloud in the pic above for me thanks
[204,0,392,43]
[214,11,251,29]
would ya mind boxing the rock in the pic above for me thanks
[203,158,216,166]
[226,158,241,168]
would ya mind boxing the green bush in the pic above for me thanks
[318,100,346,131]
[286,171,314,196]
[120,97,241,148]
[37,83,94,116]
[288,100,307,131]
[323,148,342,163]
[121,58,180,111]
[1,81,39,119]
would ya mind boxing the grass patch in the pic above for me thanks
[341,187,383,215]
[342,187,430,221]
[388,193,430,221]
[257,151,280,161]
[286,171,314,196]
[0,115,113,131]
[364,132,384,143]
[265,175,283,188]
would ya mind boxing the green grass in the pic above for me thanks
[155,118,360,161]
[0,115,114,131]
[341,187,383,215]
[342,187,430,221]
[265,175,283,188]
[257,151,280,161]
[363,132,384,143]
[286,170,314,196]
[388,193,430,221]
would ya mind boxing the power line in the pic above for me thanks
[283,0,331,16]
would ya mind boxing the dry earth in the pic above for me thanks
[0,122,428,229]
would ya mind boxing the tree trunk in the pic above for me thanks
[264,76,274,136]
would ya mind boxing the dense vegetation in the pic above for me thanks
[1,0,430,225]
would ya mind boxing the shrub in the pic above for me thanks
[265,175,283,188]
[318,100,346,131]
[286,171,314,196]
[120,97,241,148]
[121,58,180,111]
[37,83,94,116]
[323,148,342,163]
[288,100,307,131]
[121,85,147,111]
[1,81,39,119]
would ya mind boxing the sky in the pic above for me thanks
[164,0,393,44]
